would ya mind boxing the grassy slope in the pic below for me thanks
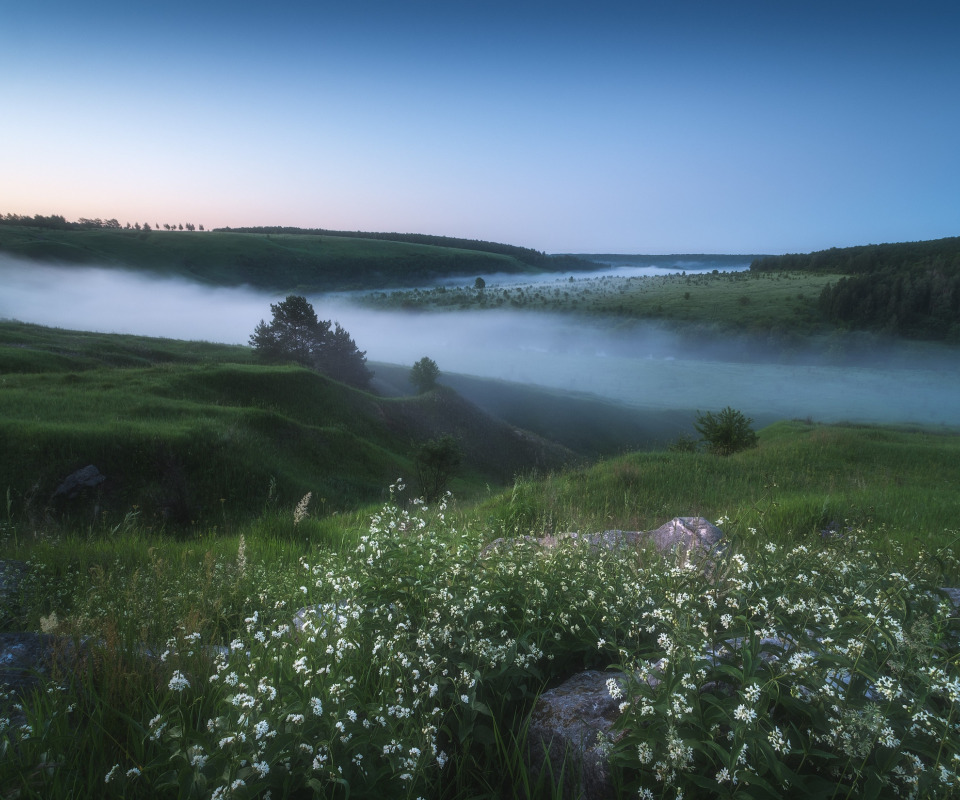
[478,419,960,569]
[0,226,530,291]
[374,362,701,456]
[0,322,572,527]
[4,321,957,551]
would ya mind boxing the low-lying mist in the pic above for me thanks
[2,257,959,428]
[434,259,751,288]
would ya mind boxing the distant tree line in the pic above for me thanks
[215,226,599,270]
[1,213,204,232]
[751,237,960,341]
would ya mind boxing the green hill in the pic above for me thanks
[0,322,572,528]
[0,225,535,292]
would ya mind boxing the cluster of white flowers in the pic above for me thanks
[612,533,960,797]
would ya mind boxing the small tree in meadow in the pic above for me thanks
[250,295,329,367]
[694,406,758,456]
[410,357,440,394]
[250,295,372,388]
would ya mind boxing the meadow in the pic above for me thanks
[3,234,960,797]
[359,270,837,338]
[2,319,960,797]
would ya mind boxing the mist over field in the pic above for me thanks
[2,257,959,428]
[433,258,752,288]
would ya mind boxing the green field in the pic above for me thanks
[3,379,959,797]
[360,270,839,336]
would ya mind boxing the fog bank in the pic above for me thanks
[2,258,958,428]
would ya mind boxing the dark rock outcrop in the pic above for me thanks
[52,465,105,500]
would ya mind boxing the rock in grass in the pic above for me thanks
[647,516,723,558]
[481,516,723,564]
[52,464,105,500]
[0,632,89,712]
[526,670,626,800]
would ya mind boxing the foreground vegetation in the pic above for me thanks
[2,321,960,798]
[2,450,959,798]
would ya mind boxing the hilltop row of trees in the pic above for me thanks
[215,226,599,270]
[0,213,204,232]
[750,236,960,275]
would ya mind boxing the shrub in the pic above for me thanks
[668,433,700,453]
[694,406,758,456]
[415,434,463,501]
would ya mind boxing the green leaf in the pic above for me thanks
[712,664,745,685]
[472,700,493,717]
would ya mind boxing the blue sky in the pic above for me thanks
[2,0,958,254]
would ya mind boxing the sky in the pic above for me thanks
[2,0,959,254]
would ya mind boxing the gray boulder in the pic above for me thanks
[0,632,89,729]
[481,517,723,564]
[527,670,626,800]
[52,464,105,500]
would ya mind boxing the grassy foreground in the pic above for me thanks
[3,420,960,798]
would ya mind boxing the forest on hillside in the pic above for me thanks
[752,237,960,341]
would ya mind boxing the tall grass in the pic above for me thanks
[480,421,960,570]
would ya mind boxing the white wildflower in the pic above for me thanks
[168,670,190,692]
